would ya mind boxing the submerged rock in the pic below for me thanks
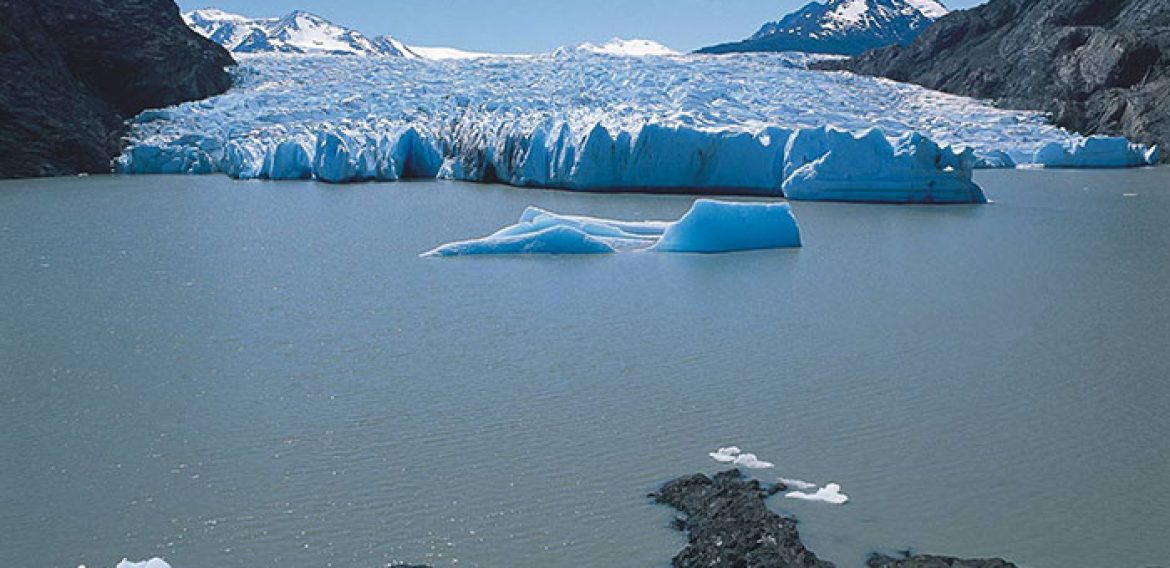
[652,469,835,568]
[867,552,1018,568]
[0,0,235,178]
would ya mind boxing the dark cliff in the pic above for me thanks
[819,0,1170,160]
[0,0,235,178]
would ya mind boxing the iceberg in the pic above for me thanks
[653,200,801,252]
[1032,136,1159,168]
[785,482,850,505]
[422,199,801,257]
[782,128,986,204]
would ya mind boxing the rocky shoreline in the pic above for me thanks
[817,0,1169,162]
[652,469,1017,568]
[0,0,234,178]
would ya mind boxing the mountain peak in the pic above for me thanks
[700,0,948,56]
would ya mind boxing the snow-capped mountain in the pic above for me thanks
[183,9,418,57]
[575,38,679,57]
[698,0,948,56]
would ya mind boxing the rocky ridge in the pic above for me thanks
[0,0,235,178]
[819,0,1169,161]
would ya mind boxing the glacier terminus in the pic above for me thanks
[116,15,1160,205]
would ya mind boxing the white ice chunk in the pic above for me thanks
[708,446,774,468]
[116,559,171,568]
[731,453,775,469]
[785,483,849,504]
[778,477,819,490]
[709,446,742,463]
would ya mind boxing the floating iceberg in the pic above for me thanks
[782,128,985,204]
[653,200,801,252]
[117,52,1157,199]
[422,199,801,257]
[1032,136,1159,169]
[785,482,850,505]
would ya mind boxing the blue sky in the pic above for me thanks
[178,0,987,53]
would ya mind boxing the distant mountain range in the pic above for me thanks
[183,9,418,57]
[184,9,679,60]
[699,0,948,56]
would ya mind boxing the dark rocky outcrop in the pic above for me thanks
[867,552,1017,568]
[0,0,234,178]
[817,0,1170,161]
[652,469,835,568]
[654,469,1019,568]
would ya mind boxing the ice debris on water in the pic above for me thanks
[785,482,850,505]
[778,477,819,491]
[707,446,776,469]
[116,559,171,568]
[422,199,801,257]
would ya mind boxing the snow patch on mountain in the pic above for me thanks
[576,38,679,57]
[183,8,417,57]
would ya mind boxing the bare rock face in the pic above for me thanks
[652,470,835,568]
[819,0,1170,161]
[0,0,235,178]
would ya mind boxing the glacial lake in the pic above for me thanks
[2,169,1168,568]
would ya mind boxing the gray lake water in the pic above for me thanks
[2,169,1168,568]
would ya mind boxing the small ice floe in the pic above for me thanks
[709,446,742,463]
[116,559,171,568]
[707,446,775,469]
[778,477,819,490]
[785,482,849,505]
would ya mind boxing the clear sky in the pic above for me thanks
[177,0,988,53]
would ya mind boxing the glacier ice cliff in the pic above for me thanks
[117,52,1156,202]
[422,200,801,256]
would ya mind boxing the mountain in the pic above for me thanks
[183,8,417,57]
[698,0,948,56]
[0,0,233,178]
[820,0,1170,162]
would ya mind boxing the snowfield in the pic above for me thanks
[117,52,1158,203]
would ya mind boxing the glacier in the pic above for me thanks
[117,52,1158,202]
[421,199,801,256]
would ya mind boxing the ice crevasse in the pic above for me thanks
[421,199,802,256]
[119,123,991,204]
